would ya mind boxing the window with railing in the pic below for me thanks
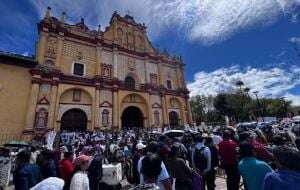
[167,80,172,89]
[125,76,135,89]
[73,63,84,76]
[150,73,158,86]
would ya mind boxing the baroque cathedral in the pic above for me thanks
[0,7,192,138]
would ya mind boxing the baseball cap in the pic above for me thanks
[136,143,146,150]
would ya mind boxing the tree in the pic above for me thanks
[235,80,244,92]
[190,95,205,124]
[190,95,224,124]
[191,92,291,124]
[244,87,250,96]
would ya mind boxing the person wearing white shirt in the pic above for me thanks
[70,155,91,190]
[30,177,64,190]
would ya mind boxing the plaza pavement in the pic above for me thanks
[6,177,227,190]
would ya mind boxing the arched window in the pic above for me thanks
[169,111,179,128]
[102,109,109,126]
[154,110,160,126]
[35,108,48,128]
[125,76,135,89]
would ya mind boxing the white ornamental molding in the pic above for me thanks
[168,108,180,115]
[58,104,91,121]
[36,105,49,111]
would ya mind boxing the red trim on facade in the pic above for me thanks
[152,103,162,108]
[38,20,183,67]
[37,96,50,105]
[59,102,92,106]
[100,101,113,108]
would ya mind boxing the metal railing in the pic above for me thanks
[0,133,30,145]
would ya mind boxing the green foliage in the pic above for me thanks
[190,95,225,124]
[190,92,292,123]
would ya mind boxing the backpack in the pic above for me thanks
[193,147,207,172]
[209,146,219,168]
[192,171,204,190]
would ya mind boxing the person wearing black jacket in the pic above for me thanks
[88,145,103,190]
[204,137,219,190]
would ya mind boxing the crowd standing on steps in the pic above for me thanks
[0,125,300,190]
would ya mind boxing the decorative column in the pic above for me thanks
[112,88,119,128]
[95,46,102,76]
[37,32,48,64]
[181,104,187,126]
[186,98,193,124]
[47,80,59,129]
[55,35,64,67]
[180,65,186,88]
[25,81,40,129]
[177,66,183,88]
[113,47,118,78]
[95,87,100,128]
[157,62,164,86]
[144,56,148,83]
[147,93,153,128]
[161,94,168,128]
[90,88,96,131]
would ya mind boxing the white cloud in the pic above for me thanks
[285,93,300,106]
[290,37,300,43]
[187,65,300,105]
[22,52,29,56]
[29,0,300,44]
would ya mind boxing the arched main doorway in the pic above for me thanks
[121,106,144,130]
[169,111,179,128]
[61,109,87,132]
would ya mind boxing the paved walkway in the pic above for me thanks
[5,177,228,190]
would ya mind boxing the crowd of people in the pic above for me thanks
[0,126,300,190]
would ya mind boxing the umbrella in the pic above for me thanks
[4,140,30,147]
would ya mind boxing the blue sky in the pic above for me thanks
[1,0,300,105]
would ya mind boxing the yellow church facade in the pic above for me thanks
[0,8,192,139]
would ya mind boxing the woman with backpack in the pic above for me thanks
[192,135,211,175]
[168,144,193,190]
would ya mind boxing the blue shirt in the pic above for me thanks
[239,157,273,190]
[263,170,300,190]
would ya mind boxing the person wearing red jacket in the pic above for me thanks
[59,149,74,190]
[239,132,273,162]
[218,130,240,190]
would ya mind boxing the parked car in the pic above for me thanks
[163,130,185,140]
